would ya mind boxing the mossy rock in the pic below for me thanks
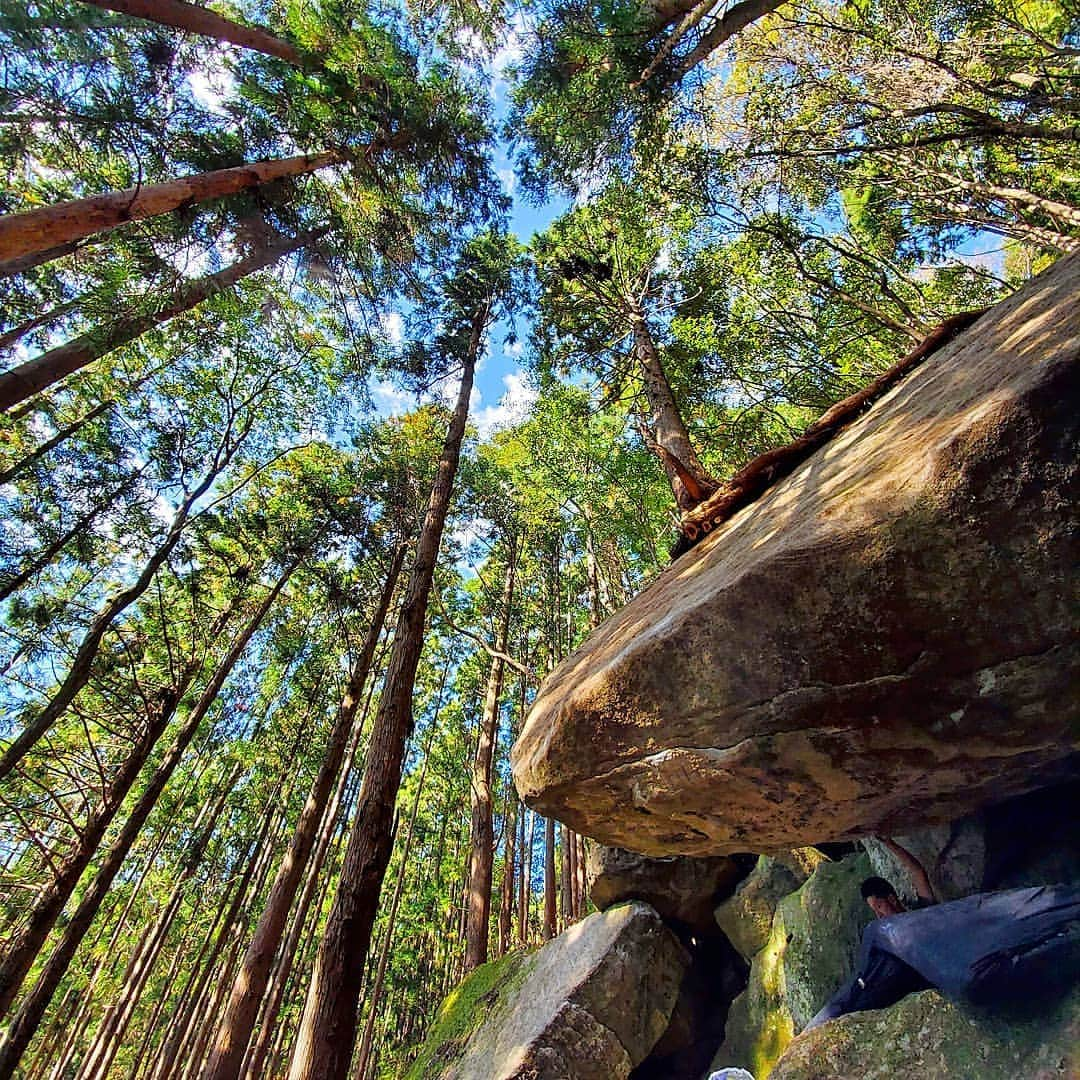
[711,853,873,1079]
[406,902,687,1079]
[403,951,530,1080]
[770,985,1080,1079]
[714,854,816,962]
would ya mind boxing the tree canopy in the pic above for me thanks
[0,0,1075,1075]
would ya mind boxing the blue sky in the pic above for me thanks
[367,28,570,438]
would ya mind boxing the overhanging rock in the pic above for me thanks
[511,254,1080,857]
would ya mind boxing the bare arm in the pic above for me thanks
[876,836,937,902]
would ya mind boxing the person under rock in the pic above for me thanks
[860,835,937,917]
[806,862,1080,1032]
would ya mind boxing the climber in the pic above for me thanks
[861,836,936,917]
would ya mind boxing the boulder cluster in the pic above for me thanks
[410,250,1080,1077]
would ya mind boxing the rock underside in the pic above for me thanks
[586,844,743,934]
[511,253,1080,856]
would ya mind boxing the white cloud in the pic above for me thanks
[504,339,524,359]
[380,312,405,346]
[497,168,517,196]
[370,379,414,417]
[473,369,538,437]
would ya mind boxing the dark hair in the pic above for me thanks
[860,876,898,900]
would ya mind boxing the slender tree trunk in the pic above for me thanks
[171,797,294,1080]
[353,727,436,1079]
[0,230,320,411]
[0,153,341,272]
[41,770,198,1080]
[0,298,80,354]
[559,825,573,931]
[577,834,588,917]
[0,470,141,602]
[542,819,557,941]
[629,309,716,514]
[75,774,235,1080]
[497,793,516,958]
[0,241,81,281]
[287,316,482,1080]
[0,399,111,486]
[670,0,786,81]
[81,0,308,64]
[238,672,378,1080]
[0,575,281,1074]
[463,542,517,972]
[201,545,405,1080]
[517,808,531,945]
[0,431,241,780]
[0,686,184,1027]
[144,826,269,1080]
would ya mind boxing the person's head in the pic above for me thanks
[860,876,906,918]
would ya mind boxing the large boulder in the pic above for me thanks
[768,986,1080,1080]
[586,845,742,933]
[512,254,1080,856]
[712,854,874,1079]
[407,902,688,1080]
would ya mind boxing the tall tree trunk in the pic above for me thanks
[201,544,405,1080]
[238,669,378,1080]
[353,725,436,1079]
[0,683,187,1027]
[0,153,341,272]
[81,0,307,65]
[286,316,482,1080]
[669,0,786,82]
[576,834,588,918]
[0,230,320,411]
[629,309,716,514]
[0,241,81,282]
[0,298,80,354]
[559,825,573,931]
[542,819,557,941]
[39,771,197,1080]
[72,780,230,1080]
[0,573,285,1074]
[497,792,516,959]
[463,541,517,972]
[0,426,246,781]
[517,808,532,946]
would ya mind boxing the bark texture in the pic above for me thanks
[0,153,340,269]
[287,320,481,1080]
[81,0,307,64]
[200,545,405,1080]
[0,231,318,412]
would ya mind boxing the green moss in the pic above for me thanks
[400,950,532,1080]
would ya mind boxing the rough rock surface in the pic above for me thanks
[586,845,742,933]
[512,254,1080,856]
[768,986,1080,1080]
[714,855,816,962]
[434,902,687,1080]
[712,854,873,1079]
